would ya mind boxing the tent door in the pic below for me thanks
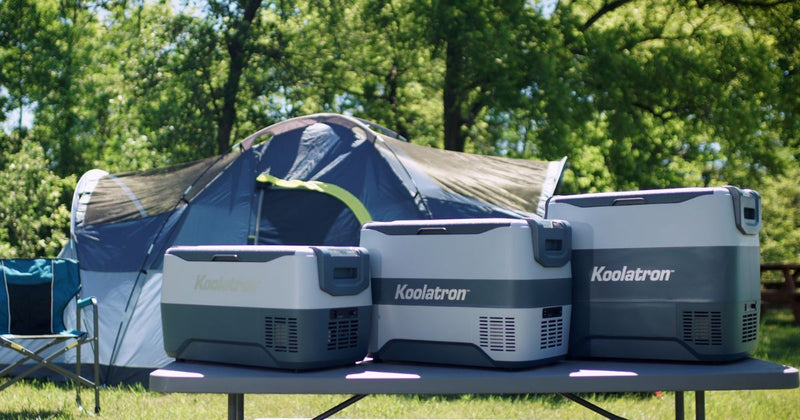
[253,175,372,247]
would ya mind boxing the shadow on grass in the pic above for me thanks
[0,411,68,420]
[398,391,661,408]
[0,378,84,419]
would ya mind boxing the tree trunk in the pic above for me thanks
[216,0,261,155]
[443,40,466,152]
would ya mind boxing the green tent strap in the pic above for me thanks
[256,174,373,225]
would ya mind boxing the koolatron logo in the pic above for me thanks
[591,266,675,282]
[194,275,259,292]
[394,284,470,301]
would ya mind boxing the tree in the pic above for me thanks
[90,0,282,163]
[0,0,106,176]
[420,0,532,151]
[760,161,800,263]
[273,0,442,144]
[494,0,798,193]
[0,141,74,258]
[209,0,264,154]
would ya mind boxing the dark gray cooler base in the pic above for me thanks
[162,304,371,370]
[568,247,760,362]
[569,301,759,362]
[373,340,564,369]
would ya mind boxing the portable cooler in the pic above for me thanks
[546,186,761,362]
[161,245,371,370]
[360,218,572,368]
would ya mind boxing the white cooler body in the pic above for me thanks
[360,218,572,368]
[546,186,761,362]
[161,245,371,370]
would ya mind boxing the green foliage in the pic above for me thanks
[0,139,74,258]
[759,160,800,263]
[92,1,224,164]
[1,0,799,259]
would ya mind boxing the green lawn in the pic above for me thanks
[1,310,798,419]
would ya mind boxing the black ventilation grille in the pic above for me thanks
[741,312,758,343]
[479,316,516,352]
[327,319,359,350]
[540,317,564,350]
[682,311,722,346]
[265,316,298,353]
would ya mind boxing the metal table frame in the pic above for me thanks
[150,358,798,420]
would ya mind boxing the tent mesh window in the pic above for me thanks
[84,153,237,225]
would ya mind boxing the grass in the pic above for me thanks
[1,310,798,419]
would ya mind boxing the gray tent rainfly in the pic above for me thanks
[21,113,565,383]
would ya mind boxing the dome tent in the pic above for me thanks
[30,113,565,383]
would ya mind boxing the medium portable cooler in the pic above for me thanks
[161,245,371,370]
[546,186,761,362]
[360,218,572,368]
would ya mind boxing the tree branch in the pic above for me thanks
[584,0,636,30]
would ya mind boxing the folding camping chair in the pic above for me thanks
[0,258,100,413]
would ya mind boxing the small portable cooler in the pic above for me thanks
[360,218,572,368]
[546,186,761,362]
[161,245,371,370]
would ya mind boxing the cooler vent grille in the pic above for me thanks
[264,316,298,353]
[327,319,359,351]
[742,312,758,343]
[682,311,722,346]
[479,316,516,352]
[540,318,564,349]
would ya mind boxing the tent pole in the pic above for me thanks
[105,152,236,381]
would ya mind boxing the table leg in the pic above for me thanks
[695,391,705,420]
[312,394,367,420]
[675,391,684,420]
[228,393,244,420]
[559,393,626,419]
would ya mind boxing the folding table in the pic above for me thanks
[150,357,798,420]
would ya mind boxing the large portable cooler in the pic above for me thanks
[360,218,572,368]
[161,245,371,370]
[546,186,761,362]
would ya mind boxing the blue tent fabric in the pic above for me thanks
[44,113,566,384]
[76,211,183,272]
[257,188,362,246]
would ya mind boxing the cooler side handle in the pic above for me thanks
[528,219,572,268]
[313,248,371,296]
[725,186,761,235]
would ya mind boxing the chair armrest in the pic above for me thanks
[77,296,97,309]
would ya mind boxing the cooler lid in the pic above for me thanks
[361,218,519,236]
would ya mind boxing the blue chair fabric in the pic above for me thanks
[0,258,100,413]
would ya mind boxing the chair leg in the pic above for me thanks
[76,295,101,413]
[3,338,98,388]
[0,338,64,377]
[76,339,82,410]
[94,339,100,414]
[75,359,83,410]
